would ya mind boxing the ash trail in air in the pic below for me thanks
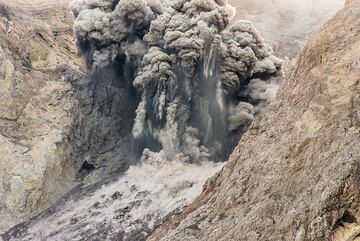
[70,0,283,163]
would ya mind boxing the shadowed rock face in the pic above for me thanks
[147,1,360,240]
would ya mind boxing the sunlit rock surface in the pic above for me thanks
[0,0,83,232]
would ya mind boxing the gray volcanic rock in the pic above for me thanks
[148,1,360,240]
[0,0,83,232]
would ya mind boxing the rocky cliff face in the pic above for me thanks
[0,0,136,233]
[0,0,83,231]
[148,1,360,240]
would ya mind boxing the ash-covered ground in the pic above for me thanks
[3,153,223,241]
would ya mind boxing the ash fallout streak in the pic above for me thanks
[70,0,283,162]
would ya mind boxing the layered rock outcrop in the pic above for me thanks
[0,0,83,231]
[148,1,360,240]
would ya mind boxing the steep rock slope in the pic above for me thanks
[0,0,84,232]
[0,0,140,232]
[148,1,360,240]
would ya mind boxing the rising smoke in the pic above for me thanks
[70,0,283,163]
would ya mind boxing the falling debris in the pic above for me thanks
[70,0,283,162]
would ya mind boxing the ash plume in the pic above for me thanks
[70,0,283,162]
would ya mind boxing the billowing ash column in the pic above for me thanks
[70,0,283,163]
